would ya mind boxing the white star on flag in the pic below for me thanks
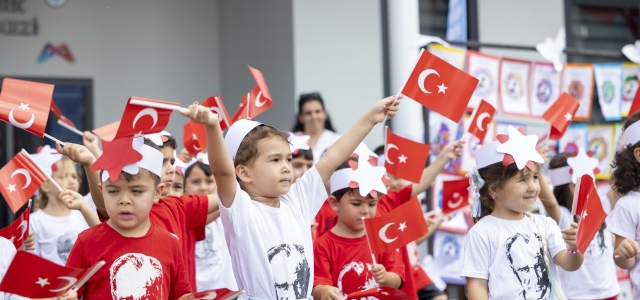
[29,145,63,177]
[9,236,15,243]
[398,222,407,232]
[566,147,599,184]
[398,154,408,163]
[382,291,390,295]
[192,133,198,140]
[582,208,588,220]
[495,126,544,170]
[351,155,388,197]
[19,103,29,110]
[437,83,448,94]
[36,277,50,287]
[564,112,572,122]
[7,184,16,193]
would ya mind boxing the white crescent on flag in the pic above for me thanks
[447,192,464,209]
[10,168,31,188]
[378,223,398,243]
[132,108,158,129]
[8,108,35,129]
[16,220,27,241]
[418,69,440,94]
[48,276,77,292]
[385,144,399,165]
[476,112,491,132]
[254,91,267,107]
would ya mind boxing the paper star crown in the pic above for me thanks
[224,119,263,161]
[287,133,311,155]
[549,147,599,186]
[618,121,640,150]
[475,125,544,171]
[173,151,187,175]
[330,153,387,198]
[29,145,63,177]
[185,152,210,170]
[145,130,171,146]
[94,136,164,182]
[351,143,379,166]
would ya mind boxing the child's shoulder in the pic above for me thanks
[617,191,640,209]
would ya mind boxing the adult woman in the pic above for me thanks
[292,92,341,164]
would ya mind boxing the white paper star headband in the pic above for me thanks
[224,119,263,161]
[330,155,387,198]
[287,133,310,155]
[185,152,210,169]
[173,151,187,175]
[145,130,171,146]
[98,136,164,182]
[352,143,379,166]
[549,148,599,186]
[29,145,63,177]
[618,121,640,150]
[475,125,545,171]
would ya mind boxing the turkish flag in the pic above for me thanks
[542,93,579,140]
[467,99,496,143]
[92,97,179,142]
[183,122,204,155]
[203,95,232,130]
[50,101,77,128]
[442,178,470,215]
[0,201,30,249]
[575,177,607,254]
[0,78,54,137]
[229,95,250,124]
[364,199,428,254]
[179,288,244,300]
[0,152,47,213]
[0,251,103,298]
[400,50,479,122]
[571,174,594,215]
[246,65,272,117]
[346,287,413,300]
[629,83,640,117]
[384,127,430,183]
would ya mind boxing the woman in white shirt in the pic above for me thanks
[292,92,341,165]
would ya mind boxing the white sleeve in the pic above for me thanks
[29,215,41,256]
[608,198,638,240]
[544,216,567,258]
[285,166,328,223]
[460,227,490,280]
[219,182,254,239]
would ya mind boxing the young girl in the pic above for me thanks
[461,126,583,300]
[186,161,237,292]
[546,152,619,300]
[608,112,640,299]
[168,152,187,197]
[29,147,99,266]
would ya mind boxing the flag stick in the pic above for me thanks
[381,48,426,127]
[20,150,63,191]
[246,92,251,119]
[71,261,105,293]
[129,99,189,114]
[44,133,65,147]
[361,217,378,266]
[57,119,84,136]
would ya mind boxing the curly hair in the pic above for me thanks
[475,162,524,221]
[612,111,640,195]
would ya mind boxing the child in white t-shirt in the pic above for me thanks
[461,126,583,300]
[608,112,640,299]
[182,96,400,299]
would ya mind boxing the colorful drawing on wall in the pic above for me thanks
[587,125,614,179]
[459,113,494,174]
[38,43,74,63]
[530,62,562,117]
[428,43,466,70]
[621,63,640,117]
[499,58,531,116]
[466,51,500,110]
[429,111,461,173]
[559,124,588,156]
[562,63,594,121]
[594,63,623,121]
[432,230,467,285]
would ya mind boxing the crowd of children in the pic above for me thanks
[1,88,640,300]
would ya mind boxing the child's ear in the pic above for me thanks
[156,183,165,197]
[328,195,340,211]
[634,148,640,163]
[98,183,103,191]
[236,165,252,183]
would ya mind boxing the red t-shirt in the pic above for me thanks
[97,194,209,290]
[66,222,191,299]
[313,230,405,296]
[314,199,337,239]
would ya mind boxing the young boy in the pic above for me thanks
[313,156,405,299]
[183,96,400,299]
[288,133,314,183]
[62,137,191,299]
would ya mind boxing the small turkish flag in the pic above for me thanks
[183,122,204,155]
[571,174,594,216]
[203,95,232,130]
[0,251,104,298]
[229,94,250,124]
[92,97,179,142]
[0,78,54,137]
[179,288,244,300]
[442,178,470,215]
[0,200,31,249]
[346,287,413,300]
[0,152,47,213]
[384,127,430,183]
[50,101,77,128]
[629,83,640,117]
[364,199,428,254]
[575,177,607,254]
[542,93,579,140]
[246,65,272,117]
[400,50,479,122]
[467,99,496,143]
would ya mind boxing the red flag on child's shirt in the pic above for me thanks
[575,176,608,254]
[400,50,479,123]
[384,127,430,183]
[0,78,54,137]
[442,178,470,215]
[92,97,179,142]
[542,93,579,140]
[0,201,30,249]
[203,95,232,130]
[467,99,496,143]
[183,122,204,155]
[50,101,76,128]
[0,251,104,298]
[0,153,47,213]
[346,287,413,300]
[571,174,594,215]
[629,84,640,117]
[364,199,428,254]
[179,288,244,300]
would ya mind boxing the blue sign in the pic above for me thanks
[446,0,467,45]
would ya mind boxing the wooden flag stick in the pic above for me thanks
[57,119,84,136]
[20,149,63,191]
[44,133,65,147]
[361,217,378,266]
[71,261,105,293]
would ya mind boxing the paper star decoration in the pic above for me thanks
[437,83,448,94]
[398,154,408,163]
[564,113,572,122]
[173,151,187,175]
[567,147,600,184]
[7,184,16,193]
[36,277,50,287]
[348,155,388,198]
[352,143,378,166]
[29,145,63,177]
[144,130,170,146]
[91,136,143,182]
[495,126,544,170]
[398,222,407,232]
[288,133,311,154]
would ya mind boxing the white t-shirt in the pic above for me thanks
[220,166,327,300]
[607,191,640,299]
[296,130,341,165]
[0,237,27,300]
[461,214,566,300]
[195,218,238,291]
[30,209,89,265]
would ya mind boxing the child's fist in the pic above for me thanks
[56,142,96,166]
[439,139,464,160]
[82,131,101,157]
[562,222,578,250]
[181,102,219,126]
[615,238,640,259]
[20,231,35,251]
[59,189,86,211]
[372,264,388,285]
[318,286,342,300]
[57,289,78,300]
[368,95,401,125]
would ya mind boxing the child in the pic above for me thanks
[183,95,400,299]
[607,112,640,299]
[29,147,98,266]
[288,133,314,183]
[546,152,619,300]
[0,237,27,300]
[62,137,191,299]
[168,152,186,197]
[184,161,237,291]
[461,127,583,300]
[312,157,405,299]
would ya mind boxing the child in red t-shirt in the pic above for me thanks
[313,155,405,299]
[61,137,191,300]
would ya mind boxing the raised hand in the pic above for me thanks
[180,102,219,126]
[367,95,401,125]
[82,131,101,157]
[59,189,87,211]
[56,142,96,166]
[440,139,464,160]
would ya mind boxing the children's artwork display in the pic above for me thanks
[459,114,494,174]
[431,173,471,233]
[432,230,467,285]
[614,122,625,152]
[530,62,562,117]
[594,63,623,121]
[622,63,640,116]
[499,58,531,116]
[466,51,500,110]
[562,63,594,121]
[587,125,614,180]
[428,44,466,70]
[558,124,588,156]
[429,111,461,173]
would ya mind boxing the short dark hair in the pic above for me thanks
[292,148,313,161]
[161,135,177,150]
[373,145,385,156]
[291,92,336,133]
[235,126,290,167]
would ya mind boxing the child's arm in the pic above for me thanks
[613,235,639,269]
[466,278,489,300]
[206,211,220,224]
[553,222,584,271]
[311,285,341,300]
[371,264,402,288]
[415,213,445,245]
[56,143,105,217]
[315,96,400,182]
[411,139,463,198]
[59,190,100,227]
[20,231,35,251]
[538,174,561,224]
